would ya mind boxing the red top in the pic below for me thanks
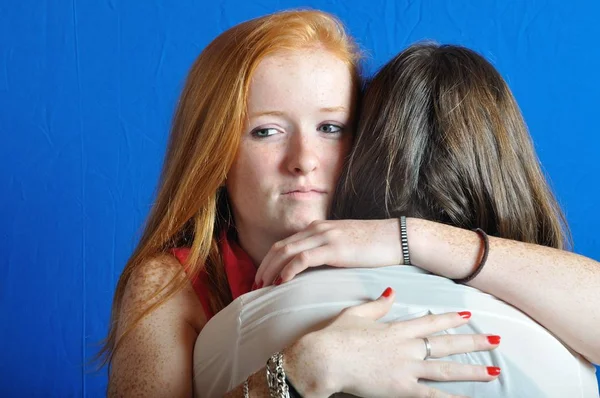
[171,230,257,320]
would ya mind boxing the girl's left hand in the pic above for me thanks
[254,219,403,287]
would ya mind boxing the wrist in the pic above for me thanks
[406,217,482,279]
[404,217,430,269]
[405,217,454,276]
[283,332,338,398]
[383,218,403,265]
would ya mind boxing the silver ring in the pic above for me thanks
[423,337,432,360]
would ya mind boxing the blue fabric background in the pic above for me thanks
[1,0,598,396]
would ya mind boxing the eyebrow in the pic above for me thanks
[248,110,285,118]
[248,107,349,119]
[319,106,348,113]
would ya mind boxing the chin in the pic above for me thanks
[279,211,326,235]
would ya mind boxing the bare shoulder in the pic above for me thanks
[120,253,207,332]
[108,254,208,397]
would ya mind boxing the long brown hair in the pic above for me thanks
[333,42,570,249]
[99,10,362,367]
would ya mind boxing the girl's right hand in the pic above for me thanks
[284,287,501,398]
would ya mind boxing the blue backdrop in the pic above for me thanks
[1,0,598,396]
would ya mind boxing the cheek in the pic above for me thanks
[226,162,259,218]
[227,146,276,193]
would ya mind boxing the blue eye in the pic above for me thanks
[318,124,343,134]
[252,128,279,138]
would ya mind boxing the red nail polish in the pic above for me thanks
[487,335,501,345]
[458,311,472,319]
[382,287,393,298]
[257,281,263,289]
[274,276,282,286]
[487,367,501,376]
[251,282,257,291]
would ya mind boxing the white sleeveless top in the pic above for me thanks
[193,266,598,397]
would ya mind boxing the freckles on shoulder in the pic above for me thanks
[120,253,207,332]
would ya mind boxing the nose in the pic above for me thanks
[286,132,319,175]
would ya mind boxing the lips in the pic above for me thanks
[282,187,326,195]
[281,190,326,199]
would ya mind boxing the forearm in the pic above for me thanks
[224,335,334,398]
[408,217,600,364]
[224,367,270,398]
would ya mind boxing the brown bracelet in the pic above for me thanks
[452,228,489,284]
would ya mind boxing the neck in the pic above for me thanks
[234,224,282,267]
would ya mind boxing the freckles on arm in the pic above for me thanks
[409,217,600,362]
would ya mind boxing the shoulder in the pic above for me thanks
[126,253,186,294]
[108,254,206,397]
[121,253,207,332]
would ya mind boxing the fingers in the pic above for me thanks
[271,221,329,247]
[397,311,472,337]
[417,360,501,383]
[278,245,336,282]
[341,287,395,320]
[255,227,329,286]
[411,384,469,398]
[424,334,501,358]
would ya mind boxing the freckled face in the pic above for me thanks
[226,48,355,244]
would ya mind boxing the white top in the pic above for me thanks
[193,266,598,397]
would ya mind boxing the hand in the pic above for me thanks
[254,219,403,287]
[284,288,501,398]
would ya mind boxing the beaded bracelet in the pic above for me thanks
[399,216,411,265]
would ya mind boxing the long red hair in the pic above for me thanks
[98,9,362,367]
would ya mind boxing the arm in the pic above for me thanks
[222,344,328,398]
[223,338,344,398]
[407,217,600,364]
[107,255,206,398]
[255,218,600,363]
[223,291,499,398]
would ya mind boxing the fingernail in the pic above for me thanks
[487,335,501,345]
[273,276,283,286]
[487,366,501,376]
[458,311,471,319]
[257,281,263,289]
[251,282,257,291]
[382,287,393,298]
